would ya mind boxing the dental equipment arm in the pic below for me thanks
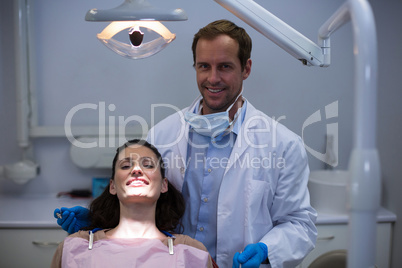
[215,0,327,66]
[214,0,380,267]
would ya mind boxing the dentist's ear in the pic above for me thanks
[242,58,252,80]
[161,178,168,193]
[109,179,117,195]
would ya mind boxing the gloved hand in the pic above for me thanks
[232,242,268,268]
[54,206,90,234]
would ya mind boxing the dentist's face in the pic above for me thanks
[110,145,168,204]
[195,34,251,115]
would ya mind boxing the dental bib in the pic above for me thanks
[61,234,209,267]
[184,90,243,139]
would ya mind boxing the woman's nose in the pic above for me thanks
[130,165,143,176]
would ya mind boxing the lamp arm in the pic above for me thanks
[215,1,381,267]
[215,0,330,66]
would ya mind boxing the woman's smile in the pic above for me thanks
[126,177,149,187]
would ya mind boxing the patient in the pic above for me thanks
[51,139,214,268]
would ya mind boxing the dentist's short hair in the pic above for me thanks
[192,19,252,70]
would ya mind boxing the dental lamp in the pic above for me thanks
[85,0,187,59]
[214,0,380,267]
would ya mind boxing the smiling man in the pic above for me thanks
[148,20,318,268]
[194,34,250,116]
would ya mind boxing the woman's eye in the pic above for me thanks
[140,158,156,169]
[120,162,132,169]
[142,162,155,169]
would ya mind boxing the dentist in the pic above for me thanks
[149,19,317,268]
[55,20,317,268]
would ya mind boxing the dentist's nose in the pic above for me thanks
[208,68,221,84]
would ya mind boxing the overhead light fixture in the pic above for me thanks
[85,0,187,59]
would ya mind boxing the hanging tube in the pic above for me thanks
[14,0,30,148]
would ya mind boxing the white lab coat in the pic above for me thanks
[147,98,317,268]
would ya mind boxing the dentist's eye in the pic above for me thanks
[96,21,176,59]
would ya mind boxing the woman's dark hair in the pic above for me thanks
[83,139,185,233]
[192,19,252,70]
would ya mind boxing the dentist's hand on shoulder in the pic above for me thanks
[54,206,90,234]
[232,242,268,268]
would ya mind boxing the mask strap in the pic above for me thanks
[225,87,244,113]
[197,87,244,116]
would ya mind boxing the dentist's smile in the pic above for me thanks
[207,87,224,93]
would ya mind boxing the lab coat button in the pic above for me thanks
[208,168,212,173]
[203,197,208,203]
[180,167,185,174]
[199,227,204,232]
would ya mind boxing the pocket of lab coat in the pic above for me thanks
[247,180,271,225]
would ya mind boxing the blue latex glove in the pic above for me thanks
[232,242,268,268]
[54,206,90,234]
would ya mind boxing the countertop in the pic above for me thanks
[0,194,91,228]
[0,194,397,228]
[317,207,397,225]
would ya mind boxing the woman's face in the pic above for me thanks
[110,144,168,203]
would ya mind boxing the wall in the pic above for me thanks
[0,0,401,267]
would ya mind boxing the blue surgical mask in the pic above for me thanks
[184,90,243,139]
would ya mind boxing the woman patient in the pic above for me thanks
[51,139,214,267]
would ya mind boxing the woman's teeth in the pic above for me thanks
[129,181,145,186]
[127,179,149,186]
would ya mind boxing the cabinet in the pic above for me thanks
[0,194,90,268]
[0,228,67,268]
[299,222,393,268]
